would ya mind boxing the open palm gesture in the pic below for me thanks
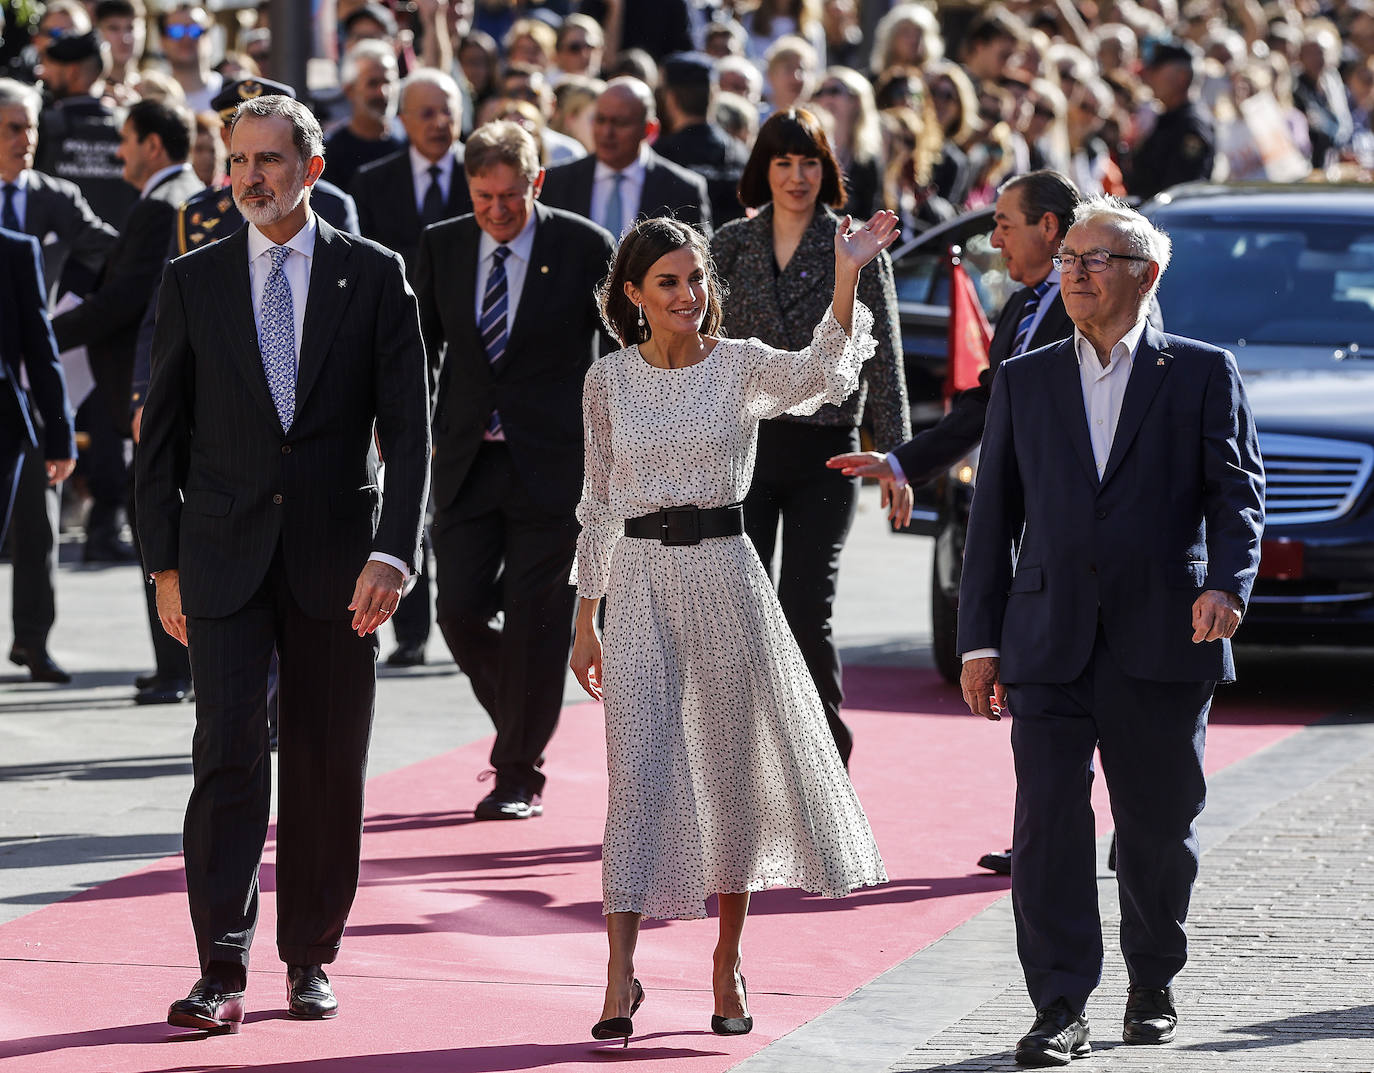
[835,210,901,272]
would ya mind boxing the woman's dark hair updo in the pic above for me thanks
[598,217,727,347]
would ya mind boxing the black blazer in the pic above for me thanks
[538,149,713,237]
[415,201,615,514]
[18,168,118,303]
[0,227,74,466]
[352,149,472,279]
[958,326,1264,685]
[136,218,431,622]
[50,165,205,426]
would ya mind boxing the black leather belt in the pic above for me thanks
[623,504,744,546]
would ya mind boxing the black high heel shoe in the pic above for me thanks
[591,978,645,1046]
[711,974,754,1036]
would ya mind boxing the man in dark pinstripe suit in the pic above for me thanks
[136,95,430,1033]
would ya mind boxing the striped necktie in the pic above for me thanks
[480,245,511,437]
[1012,279,1054,356]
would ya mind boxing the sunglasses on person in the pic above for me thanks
[1052,249,1151,272]
[560,39,592,53]
[164,23,207,41]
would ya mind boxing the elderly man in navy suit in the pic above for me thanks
[958,196,1263,1067]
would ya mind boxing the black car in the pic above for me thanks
[889,185,1374,679]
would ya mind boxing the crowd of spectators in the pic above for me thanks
[0,0,1368,694]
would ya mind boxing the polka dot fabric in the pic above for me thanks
[574,303,888,920]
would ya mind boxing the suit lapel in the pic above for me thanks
[1099,326,1172,489]
[391,154,422,242]
[1046,339,1100,485]
[294,218,356,414]
[572,157,596,217]
[213,227,281,425]
[22,176,51,236]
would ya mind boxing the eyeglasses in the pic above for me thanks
[1052,249,1152,272]
[164,23,207,41]
[560,39,592,53]
[814,84,849,97]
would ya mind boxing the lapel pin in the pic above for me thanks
[540,264,549,274]
[1157,357,1165,366]
[338,278,348,288]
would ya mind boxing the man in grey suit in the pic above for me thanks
[137,95,430,1033]
[538,76,712,238]
[0,77,116,684]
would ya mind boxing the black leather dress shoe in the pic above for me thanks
[287,964,339,1019]
[1123,985,1176,1044]
[9,645,72,684]
[978,848,1012,875]
[1015,998,1090,1067]
[384,641,426,667]
[474,784,542,820]
[135,676,195,705]
[168,976,246,1033]
[135,672,158,690]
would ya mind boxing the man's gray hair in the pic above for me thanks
[0,78,41,124]
[231,94,324,164]
[1071,194,1172,291]
[464,119,541,182]
[340,38,397,89]
[398,67,461,117]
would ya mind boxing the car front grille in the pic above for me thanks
[1260,433,1374,525]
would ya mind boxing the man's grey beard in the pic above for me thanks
[234,178,307,226]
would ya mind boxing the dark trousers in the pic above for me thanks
[128,451,191,679]
[75,392,127,536]
[743,420,860,765]
[10,440,58,648]
[183,546,378,974]
[0,445,20,551]
[432,443,579,796]
[1006,627,1213,1015]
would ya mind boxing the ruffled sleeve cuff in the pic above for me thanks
[749,301,877,421]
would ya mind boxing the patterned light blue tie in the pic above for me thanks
[480,245,510,436]
[602,172,624,236]
[1012,278,1054,356]
[259,245,296,431]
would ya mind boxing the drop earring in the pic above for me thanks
[637,304,645,331]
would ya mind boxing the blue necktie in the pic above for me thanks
[2,183,19,232]
[480,245,511,436]
[1012,279,1054,355]
[602,172,625,236]
[259,245,296,431]
[421,163,445,226]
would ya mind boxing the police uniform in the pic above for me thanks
[34,33,138,229]
[1126,101,1215,202]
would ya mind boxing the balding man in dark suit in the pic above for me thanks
[538,76,711,238]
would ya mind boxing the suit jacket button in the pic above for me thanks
[272,494,283,504]
[281,444,291,454]
[1095,508,1107,519]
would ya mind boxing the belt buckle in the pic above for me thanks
[661,505,701,546]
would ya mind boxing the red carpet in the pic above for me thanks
[0,666,1318,1071]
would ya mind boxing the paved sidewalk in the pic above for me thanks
[891,718,1374,1072]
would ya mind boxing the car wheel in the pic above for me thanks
[931,555,961,684]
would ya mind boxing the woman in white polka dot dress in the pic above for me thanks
[570,211,895,1044]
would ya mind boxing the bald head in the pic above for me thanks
[593,76,657,169]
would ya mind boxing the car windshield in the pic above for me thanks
[1151,214,1374,360]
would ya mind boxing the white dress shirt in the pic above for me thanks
[474,211,538,442]
[409,146,459,213]
[141,162,190,199]
[590,143,650,237]
[246,214,410,580]
[961,315,1148,664]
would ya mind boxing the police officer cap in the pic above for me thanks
[211,77,297,121]
[662,52,714,90]
[1141,37,1199,68]
[46,30,102,64]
